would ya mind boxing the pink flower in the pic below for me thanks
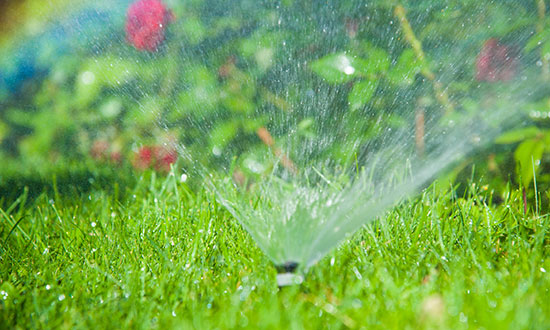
[91,140,124,165]
[126,0,174,51]
[476,38,517,82]
[110,151,123,165]
[90,140,109,160]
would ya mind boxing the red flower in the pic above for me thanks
[126,0,174,52]
[476,38,517,82]
[134,146,154,170]
[154,146,178,172]
[133,145,177,172]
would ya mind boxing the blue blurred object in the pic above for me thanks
[0,7,121,96]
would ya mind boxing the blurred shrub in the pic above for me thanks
[0,0,549,199]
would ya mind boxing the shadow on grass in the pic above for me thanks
[0,163,137,207]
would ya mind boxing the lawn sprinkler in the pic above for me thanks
[275,261,304,287]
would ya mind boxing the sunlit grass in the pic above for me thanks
[1,171,549,329]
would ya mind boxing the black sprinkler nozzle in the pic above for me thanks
[276,261,299,273]
[276,261,303,287]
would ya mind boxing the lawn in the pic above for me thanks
[1,170,549,329]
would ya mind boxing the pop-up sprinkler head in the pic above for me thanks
[275,261,304,287]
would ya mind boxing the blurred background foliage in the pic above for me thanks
[1,0,550,206]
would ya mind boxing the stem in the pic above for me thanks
[537,0,549,80]
[394,4,455,114]
[415,103,425,157]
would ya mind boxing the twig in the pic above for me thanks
[415,103,425,157]
[256,127,298,174]
[394,5,455,115]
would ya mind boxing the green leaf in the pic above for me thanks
[495,127,540,144]
[297,117,316,138]
[75,70,102,108]
[310,53,358,84]
[210,121,238,149]
[222,94,254,114]
[348,80,378,111]
[543,41,550,58]
[75,57,138,108]
[240,31,284,71]
[311,49,390,84]
[178,86,219,115]
[132,98,164,126]
[242,117,266,133]
[99,98,123,119]
[388,49,423,86]
[177,66,220,115]
[0,120,7,143]
[240,31,284,57]
[357,42,391,73]
[525,29,550,52]
[182,17,206,45]
[514,139,545,188]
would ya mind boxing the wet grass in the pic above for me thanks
[1,170,549,329]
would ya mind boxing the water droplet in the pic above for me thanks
[91,222,96,227]
[541,267,547,273]
[344,66,355,75]
[352,267,362,280]
[80,71,95,85]
[58,294,65,301]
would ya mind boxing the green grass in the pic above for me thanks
[1,171,550,329]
